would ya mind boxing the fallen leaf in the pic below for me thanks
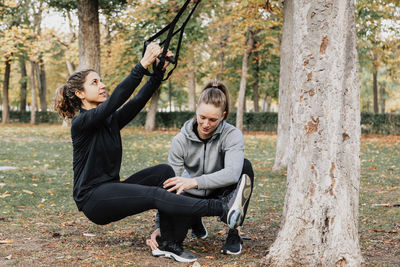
[0,191,10,198]
[370,229,397,234]
[217,229,226,236]
[22,190,33,195]
[83,233,96,237]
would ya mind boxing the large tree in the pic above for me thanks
[265,0,362,265]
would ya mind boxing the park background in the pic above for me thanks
[0,0,399,266]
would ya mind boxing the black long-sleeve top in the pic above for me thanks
[71,62,163,210]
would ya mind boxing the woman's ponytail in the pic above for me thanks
[198,79,230,120]
[53,69,95,120]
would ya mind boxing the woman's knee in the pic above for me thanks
[155,163,175,178]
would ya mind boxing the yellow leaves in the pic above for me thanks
[3,0,18,8]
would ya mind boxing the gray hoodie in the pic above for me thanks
[168,119,244,196]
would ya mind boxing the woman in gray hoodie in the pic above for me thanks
[147,79,254,255]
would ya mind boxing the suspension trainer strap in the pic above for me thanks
[143,0,202,81]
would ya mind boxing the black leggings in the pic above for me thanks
[81,164,222,241]
[160,158,255,243]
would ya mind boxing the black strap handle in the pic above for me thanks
[143,0,202,81]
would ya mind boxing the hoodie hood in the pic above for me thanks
[181,118,225,142]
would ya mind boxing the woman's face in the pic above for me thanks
[76,71,107,109]
[196,102,225,139]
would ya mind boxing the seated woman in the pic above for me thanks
[54,43,252,263]
[147,80,254,255]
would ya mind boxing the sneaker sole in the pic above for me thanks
[152,249,197,263]
[221,244,242,255]
[227,174,252,229]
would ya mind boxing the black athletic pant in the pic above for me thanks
[81,164,223,242]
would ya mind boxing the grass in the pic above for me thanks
[0,125,399,266]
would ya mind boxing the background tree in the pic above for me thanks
[356,0,400,113]
[265,0,363,265]
[47,0,127,73]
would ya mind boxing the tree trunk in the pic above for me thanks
[253,51,260,112]
[145,88,161,131]
[2,57,11,124]
[66,60,75,75]
[236,28,255,132]
[263,0,362,266]
[168,80,172,112]
[39,57,47,111]
[272,0,295,170]
[372,64,378,114]
[188,59,196,111]
[35,60,47,111]
[380,86,385,114]
[30,61,37,125]
[78,0,101,73]
[19,57,27,111]
[216,24,229,80]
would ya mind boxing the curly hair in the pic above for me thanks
[54,69,95,119]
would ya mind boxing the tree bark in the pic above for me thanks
[168,80,172,112]
[66,60,75,75]
[145,88,161,131]
[30,61,37,125]
[216,24,229,80]
[78,0,101,73]
[272,0,295,170]
[372,62,379,114]
[2,57,11,124]
[253,50,260,112]
[236,28,255,132]
[19,57,27,111]
[263,0,363,266]
[39,57,47,111]
[380,86,385,114]
[35,59,47,111]
[188,58,196,111]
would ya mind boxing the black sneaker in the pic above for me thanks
[152,236,197,263]
[221,229,243,255]
[191,217,208,239]
[221,174,252,229]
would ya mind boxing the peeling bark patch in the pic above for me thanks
[321,211,329,244]
[304,54,313,66]
[305,117,319,135]
[342,132,350,141]
[326,162,336,196]
[320,36,329,54]
[308,89,315,96]
[307,72,313,82]
[336,258,347,267]
[310,183,315,196]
